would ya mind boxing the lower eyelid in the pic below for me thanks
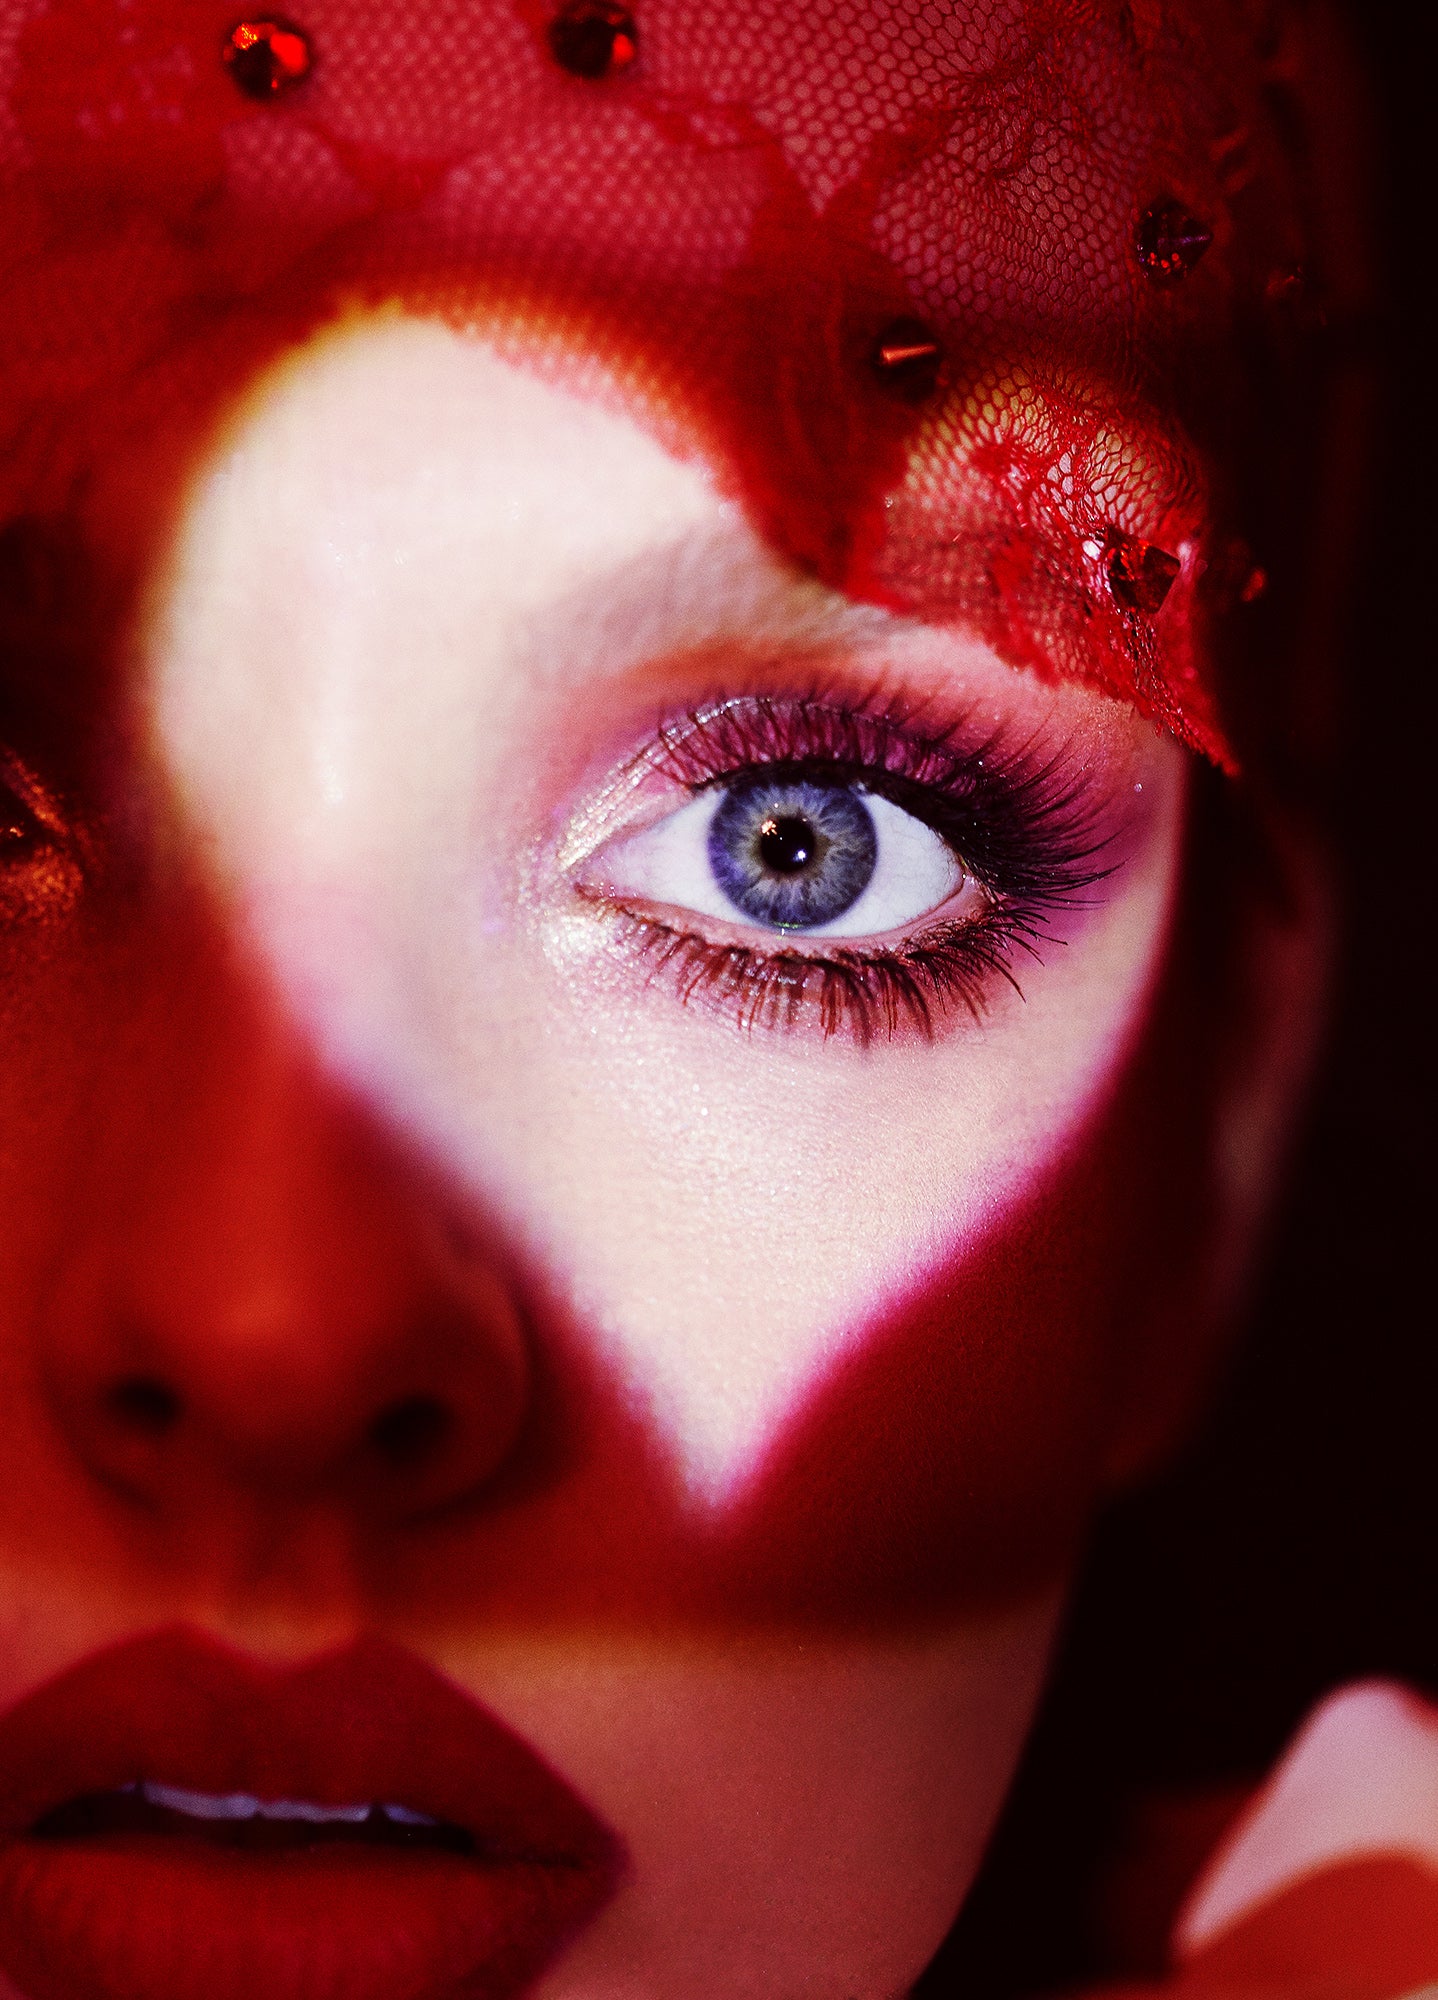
[584,883,989,962]
[587,898,1034,1044]
[568,811,1107,1040]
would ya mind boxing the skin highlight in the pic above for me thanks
[0,312,1217,1996]
[0,0,1355,1981]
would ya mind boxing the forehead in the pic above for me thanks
[3,0,1295,760]
[1,0,1287,347]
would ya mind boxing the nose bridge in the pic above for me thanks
[37,910,530,1523]
[133,953,426,1376]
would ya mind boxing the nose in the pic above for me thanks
[34,930,530,1527]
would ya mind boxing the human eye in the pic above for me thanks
[571,693,1113,1043]
[600,773,965,939]
[0,748,85,926]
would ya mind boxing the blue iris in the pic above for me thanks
[706,778,878,930]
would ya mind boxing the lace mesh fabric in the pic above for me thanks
[0,0,1317,767]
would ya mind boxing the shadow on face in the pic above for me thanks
[0,0,1346,1979]
[0,310,1329,2000]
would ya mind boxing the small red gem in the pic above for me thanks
[1265,262,1328,332]
[1104,532,1182,614]
[1265,264,1305,306]
[870,317,943,403]
[548,1,639,79]
[1136,202,1213,285]
[223,18,314,99]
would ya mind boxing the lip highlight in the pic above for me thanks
[0,1629,621,2000]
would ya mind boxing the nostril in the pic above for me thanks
[103,1375,183,1436]
[367,1394,452,1468]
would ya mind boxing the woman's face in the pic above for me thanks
[0,0,1316,1987]
[0,310,1200,2000]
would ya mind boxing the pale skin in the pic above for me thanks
[0,311,1320,1997]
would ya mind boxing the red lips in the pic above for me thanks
[0,1629,621,2000]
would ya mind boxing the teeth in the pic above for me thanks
[243,1797,373,1826]
[381,1804,441,1828]
[132,1781,437,1829]
[141,1783,272,1822]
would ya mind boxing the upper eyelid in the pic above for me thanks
[641,695,1083,824]
[572,692,1114,905]
[650,700,968,788]
[557,668,1135,897]
[514,516,912,702]
[558,699,958,873]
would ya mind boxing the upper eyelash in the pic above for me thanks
[650,690,1113,899]
[655,686,1092,836]
[592,689,1117,1042]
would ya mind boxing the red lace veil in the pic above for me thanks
[0,0,1333,767]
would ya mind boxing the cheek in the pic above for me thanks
[234,843,1203,1634]
[0,807,1206,1642]
[136,313,1199,1631]
[442,1608,1063,2000]
[713,1003,1214,1618]
[140,713,1195,1631]
[363,967,1214,1632]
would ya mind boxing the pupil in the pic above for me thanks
[757,814,816,876]
[707,779,878,931]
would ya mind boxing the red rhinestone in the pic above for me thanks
[1265,262,1328,332]
[548,1,638,79]
[1265,264,1305,307]
[1104,532,1182,614]
[1136,202,1213,285]
[870,318,943,403]
[223,18,314,99]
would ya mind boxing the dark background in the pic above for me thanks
[920,2,1437,1986]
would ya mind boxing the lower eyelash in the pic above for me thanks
[601,898,1053,1046]
[583,689,1116,1041]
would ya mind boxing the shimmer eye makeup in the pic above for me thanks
[573,690,1115,1043]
